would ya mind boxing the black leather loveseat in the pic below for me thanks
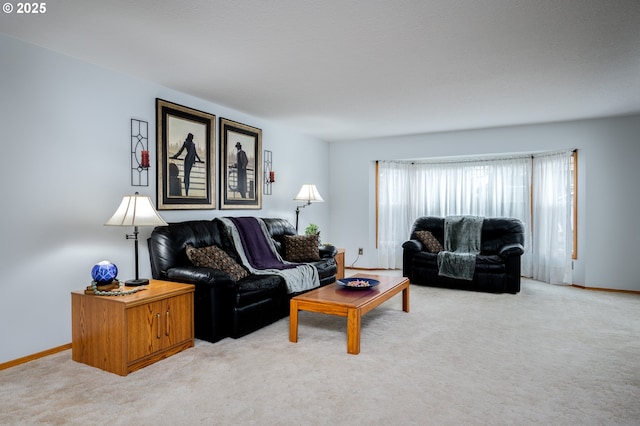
[402,216,524,293]
[148,217,337,343]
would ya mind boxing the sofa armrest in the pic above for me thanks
[319,245,338,258]
[402,239,423,253]
[166,266,236,288]
[166,266,236,343]
[499,243,524,258]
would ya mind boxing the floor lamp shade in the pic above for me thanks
[105,192,167,286]
[294,184,324,232]
[294,184,324,204]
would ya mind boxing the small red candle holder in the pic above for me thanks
[141,150,150,168]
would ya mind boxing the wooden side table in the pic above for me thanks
[335,248,345,280]
[71,280,194,376]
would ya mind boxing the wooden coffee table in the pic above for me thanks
[289,274,410,354]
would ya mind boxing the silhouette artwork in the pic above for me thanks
[170,133,204,196]
[234,142,249,198]
[218,117,261,209]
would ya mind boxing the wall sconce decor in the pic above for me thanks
[264,150,274,195]
[131,118,149,186]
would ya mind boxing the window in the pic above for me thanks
[377,150,576,284]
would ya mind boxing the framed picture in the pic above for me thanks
[219,118,262,209]
[156,99,216,210]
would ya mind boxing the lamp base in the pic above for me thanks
[124,278,149,286]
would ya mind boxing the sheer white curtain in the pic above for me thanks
[378,157,532,272]
[531,151,573,284]
[378,161,412,269]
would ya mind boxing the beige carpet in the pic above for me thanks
[1,277,639,425]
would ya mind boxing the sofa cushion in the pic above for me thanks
[412,251,439,267]
[310,258,338,281]
[415,230,444,253]
[475,255,506,272]
[148,219,226,280]
[262,218,298,256]
[185,244,249,282]
[283,234,320,262]
[235,274,285,307]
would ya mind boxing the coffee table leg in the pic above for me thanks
[402,285,410,312]
[289,300,299,343]
[347,308,361,355]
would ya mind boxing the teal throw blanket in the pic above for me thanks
[437,215,484,281]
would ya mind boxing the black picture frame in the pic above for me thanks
[219,118,262,209]
[156,99,216,210]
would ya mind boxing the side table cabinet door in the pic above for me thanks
[127,301,164,362]
[163,293,193,347]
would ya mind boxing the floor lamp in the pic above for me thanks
[105,192,167,286]
[294,184,324,232]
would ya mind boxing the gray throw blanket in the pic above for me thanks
[220,217,319,294]
[437,215,484,281]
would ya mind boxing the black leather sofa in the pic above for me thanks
[402,217,524,293]
[148,217,337,343]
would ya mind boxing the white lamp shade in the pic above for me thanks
[105,194,167,227]
[293,184,324,203]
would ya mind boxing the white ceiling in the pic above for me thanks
[1,0,639,141]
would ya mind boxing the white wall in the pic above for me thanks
[328,115,640,292]
[0,35,330,363]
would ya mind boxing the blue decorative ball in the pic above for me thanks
[91,261,118,284]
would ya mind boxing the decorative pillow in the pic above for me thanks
[185,244,249,282]
[415,230,443,253]
[283,234,320,262]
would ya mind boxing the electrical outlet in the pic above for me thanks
[358,248,363,255]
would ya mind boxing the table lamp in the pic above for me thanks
[105,192,167,286]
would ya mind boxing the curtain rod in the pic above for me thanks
[378,149,575,165]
